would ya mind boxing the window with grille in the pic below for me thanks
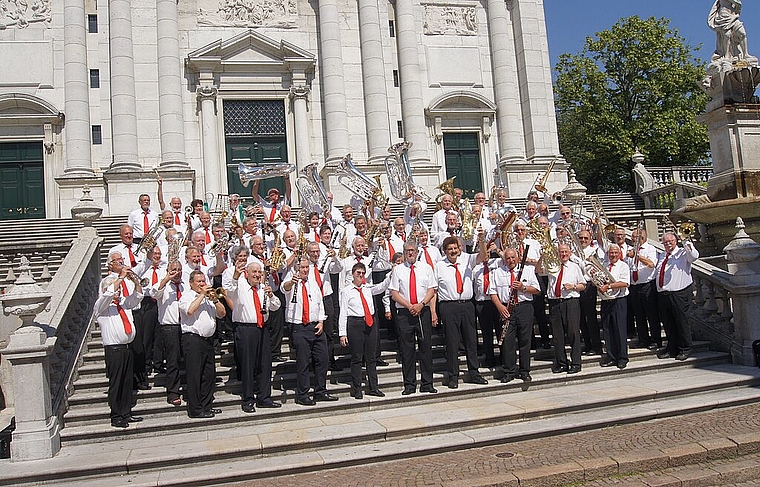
[223,100,286,137]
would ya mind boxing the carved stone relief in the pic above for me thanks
[423,4,477,36]
[198,0,298,29]
[0,0,52,29]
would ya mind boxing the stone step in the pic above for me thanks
[4,361,759,487]
[60,349,725,443]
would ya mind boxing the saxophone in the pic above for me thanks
[269,229,286,271]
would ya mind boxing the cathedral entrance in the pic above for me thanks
[0,142,45,220]
[443,132,483,198]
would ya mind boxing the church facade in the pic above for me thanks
[0,0,566,219]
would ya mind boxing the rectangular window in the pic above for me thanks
[88,14,98,33]
[89,69,100,88]
[397,121,403,139]
[392,70,399,87]
[389,20,395,37]
[91,125,102,145]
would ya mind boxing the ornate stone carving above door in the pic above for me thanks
[422,4,477,36]
[198,0,298,28]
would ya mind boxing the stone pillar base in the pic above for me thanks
[11,416,60,462]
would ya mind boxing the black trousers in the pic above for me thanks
[322,293,337,362]
[104,344,134,422]
[601,296,628,362]
[395,307,433,390]
[346,316,378,392]
[161,324,182,402]
[533,275,551,347]
[131,307,148,388]
[658,285,694,356]
[440,301,479,379]
[476,300,500,363]
[234,323,272,405]
[501,301,533,377]
[182,333,216,416]
[290,322,329,400]
[549,297,581,368]
[139,297,158,370]
[373,268,393,356]
[630,281,662,347]
[269,288,286,357]
[579,282,602,352]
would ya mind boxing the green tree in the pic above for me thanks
[554,16,710,193]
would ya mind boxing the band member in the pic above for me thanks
[514,221,549,349]
[489,248,540,383]
[435,233,488,388]
[128,193,159,244]
[227,262,282,412]
[179,270,226,418]
[577,230,603,355]
[599,245,631,368]
[109,224,152,273]
[627,228,661,349]
[137,246,165,377]
[151,260,185,406]
[187,198,204,231]
[282,258,338,405]
[94,252,144,428]
[431,194,455,234]
[275,205,300,235]
[304,212,323,243]
[390,241,438,395]
[655,232,699,360]
[228,193,246,225]
[339,262,391,399]
[181,245,224,287]
[252,175,292,223]
[473,242,500,367]
[305,242,338,370]
[547,244,586,374]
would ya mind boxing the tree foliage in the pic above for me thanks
[554,16,710,193]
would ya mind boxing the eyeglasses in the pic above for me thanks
[561,212,571,216]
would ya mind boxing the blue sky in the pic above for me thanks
[544,0,760,70]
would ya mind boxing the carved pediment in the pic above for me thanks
[0,93,62,123]
[426,90,496,115]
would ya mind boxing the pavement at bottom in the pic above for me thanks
[225,402,760,487]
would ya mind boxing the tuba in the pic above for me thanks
[238,162,296,188]
[337,154,388,209]
[295,163,331,216]
[384,141,430,204]
[435,176,458,211]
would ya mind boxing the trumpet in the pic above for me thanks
[204,287,226,303]
[663,215,695,243]
[208,235,231,257]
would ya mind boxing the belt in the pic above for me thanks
[182,332,214,342]
[287,321,318,327]
[160,323,181,326]
[439,299,471,304]
[104,343,130,350]
[549,297,579,303]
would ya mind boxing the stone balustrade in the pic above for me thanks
[646,166,713,187]
[691,256,735,350]
[633,164,712,210]
[0,242,71,291]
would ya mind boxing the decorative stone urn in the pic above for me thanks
[0,256,51,329]
[70,185,103,227]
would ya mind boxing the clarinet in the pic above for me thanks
[498,244,530,345]
[261,267,269,315]
[290,278,299,304]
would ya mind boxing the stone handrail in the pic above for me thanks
[690,257,735,353]
[642,181,709,210]
[645,166,713,187]
[633,164,712,210]
[34,228,103,419]
[0,240,72,290]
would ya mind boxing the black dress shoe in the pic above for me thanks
[567,365,582,374]
[447,379,459,389]
[647,343,659,351]
[188,411,215,419]
[656,347,672,359]
[271,355,287,363]
[208,408,222,414]
[500,375,514,384]
[296,397,316,406]
[242,403,256,413]
[675,353,690,361]
[128,415,143,422]
[136,383,151,391]
[520,372,532,382]
[256,399,282,408]
[617,359,629,369]
[366,389,385,397]
[111,419,129,428]
[419,386,438,393]
[314,393,339,402]
[402,387,415,395]
[470,374,488,385]
[351,390,363,400]
[376,359,389,367]
[600,357,616,367]
[551,365,568,374]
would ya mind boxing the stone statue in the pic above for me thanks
[707,0,757,66]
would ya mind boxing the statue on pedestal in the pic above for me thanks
[708,0,757,67]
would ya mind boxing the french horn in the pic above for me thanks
[237,162,296,188]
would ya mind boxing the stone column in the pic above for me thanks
[1,328,59,461]
[197,86,221,196]
[62,0,94,176]
[358,0,392,164]
[317,0,350,164]
[393,0,430,164]
[486,0,526,165]
[108,0,140,170]
[289,85,312,172]
[156,0,188,168]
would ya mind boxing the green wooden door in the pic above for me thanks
[443,133,483,199]
[226,137,288,204]
[0,142,45,220]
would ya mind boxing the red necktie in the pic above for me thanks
[632,267,639,283]
[387,239,396,260]
[399,233,406,242]
[126,245,136,267]
[174,282,182,300]
[659,253,669,288]
[115,302,133,335]
[519,242,524,257]
[554,264,564,298]
[483,264,490,295]
[356,287,373,326]
[313,266,324,296]
[143,210,149,237]
[253,288,264,328]
[174,212,181,225]
[152,266,159,285]
[301,282,310,324]
[510,268,515,286]
[201,254,207,266]
[205,228,211,245]
[451,262,463,294]
[409,265,418,304]
[121,279,130,297]
[269,206,277,222]
[423,247,433,267]
[315,233,321,243]
[609,263,613,272]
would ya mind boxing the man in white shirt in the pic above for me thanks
[655,232,699,360]
[627,228,661,350]
[252,175,292,223]
[598,245,631,369]
[127,193,159,244]
[547,244,586,374]
[151,260,185,406]
[577,230,604,355]
[431,194,455,234]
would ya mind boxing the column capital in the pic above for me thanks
[289,84,311,100]
[196,85,218,100]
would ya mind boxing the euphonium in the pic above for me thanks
[337,154,388,209]
[384,141,430,204]
[136,219,163,255]
[295,163,331,216]
[238,162,296,188]
[435,176,458,211]
[586,254,616,297]
[527,218,560,274]
[208,235,231,257]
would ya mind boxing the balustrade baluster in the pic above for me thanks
[694,275,705,306]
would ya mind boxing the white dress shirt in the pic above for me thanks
[337,278,391,336]
[227,278,281,324]
[128,207,159,239]
[389,261,436,309]
[152,281,185,325]
[339,254,374,289]
[178,290,218,337]
[94,274,143,346]
[487,264,539,304]
[435,253,478,301]
[599,259,630,300]
[280,270,327,324]
[547,261,586,299]
[417,244,442,268]
[627,241,658,284]
[655,242,699,292]
[473,258,499,302]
